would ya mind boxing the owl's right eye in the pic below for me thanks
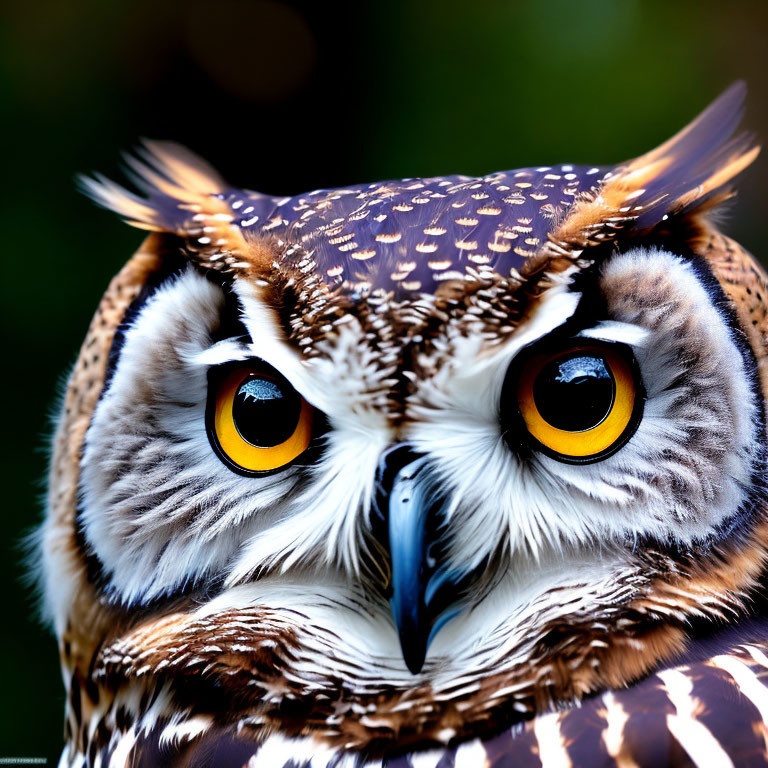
[206,363,314,476]
[503,340,644,464]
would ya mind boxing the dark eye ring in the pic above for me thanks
[206,361,314,476]
[501,340,644,464]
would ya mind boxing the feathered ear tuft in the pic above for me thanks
[539,81,760,262]
[78,140,226,231]
[79,141,276,273]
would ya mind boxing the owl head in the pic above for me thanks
[43,82,768,759]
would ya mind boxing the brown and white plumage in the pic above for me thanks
[42,82,768,767]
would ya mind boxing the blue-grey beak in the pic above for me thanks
[375,444,464,674]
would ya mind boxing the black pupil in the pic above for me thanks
[533,353,615,432]
[232,375,300,447]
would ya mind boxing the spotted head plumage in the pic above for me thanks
[43,82,768,767]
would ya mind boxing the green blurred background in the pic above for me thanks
[1,0,766,761]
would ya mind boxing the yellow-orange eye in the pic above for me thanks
[206,363,313,475]
[513,343,642,463]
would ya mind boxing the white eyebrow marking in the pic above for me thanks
[578,321,650,348]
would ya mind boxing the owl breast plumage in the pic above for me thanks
[41,82,768,767]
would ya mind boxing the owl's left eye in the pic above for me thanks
[206,363,314,475]
[505,341,643,464]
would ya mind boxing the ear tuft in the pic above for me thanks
[79,140,226,230]
[540,81,760,261]
[80,141,277,273]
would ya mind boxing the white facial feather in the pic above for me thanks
[409,249,759,577]
[75,247,761,671]
[79,270,299,604]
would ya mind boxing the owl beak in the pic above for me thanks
[375,444,463,674]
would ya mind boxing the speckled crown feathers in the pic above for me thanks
[81,82,759,296]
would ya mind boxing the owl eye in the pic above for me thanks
[511,342,643,463]
[206,363,314,475]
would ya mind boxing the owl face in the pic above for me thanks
[43,82,768,755]
[79,248,760,651]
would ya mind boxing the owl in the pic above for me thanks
[40,81,768,767]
